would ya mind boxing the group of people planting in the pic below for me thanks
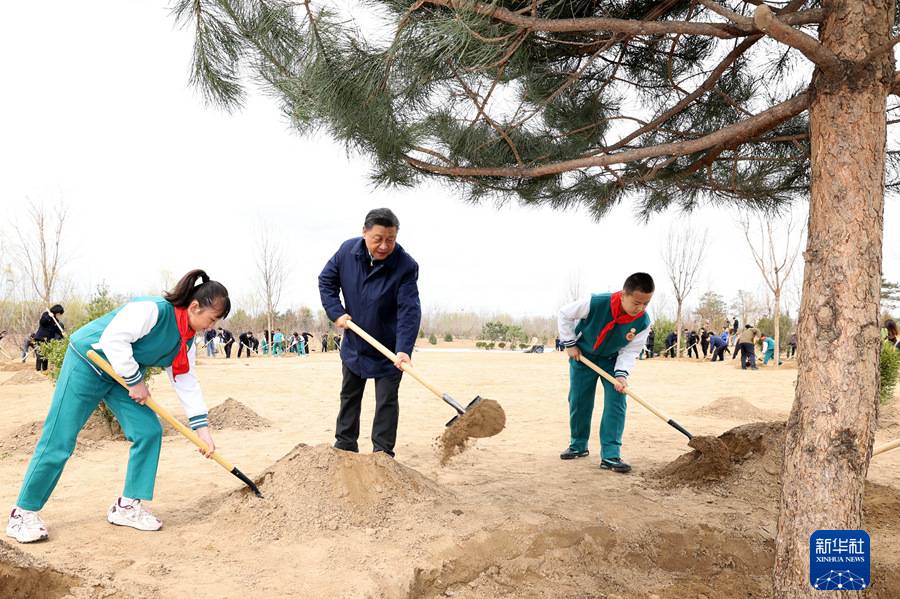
[650,324,792,367]
[6,207,665,542]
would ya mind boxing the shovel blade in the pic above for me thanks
[445,396,485,428]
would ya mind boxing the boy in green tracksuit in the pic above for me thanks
[557,273,654,473]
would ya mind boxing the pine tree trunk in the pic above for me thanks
[773,1,892,596]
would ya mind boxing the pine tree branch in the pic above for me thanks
[404,92,810,178]
[753,5,841,77]
[698,0,754,32]
[415,0,822,39]
[599,35,762,154]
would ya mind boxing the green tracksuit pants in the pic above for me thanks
[16,348,163,511]
[567,355,627,459]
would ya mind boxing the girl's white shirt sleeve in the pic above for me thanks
[166,343,209,428]
[93,301,158,386]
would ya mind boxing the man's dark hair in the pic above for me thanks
[623,272,654,294]
[49,304,64,315]
[745,324,752,329]
[364,208,400,230]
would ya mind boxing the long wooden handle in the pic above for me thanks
[873,438,900,457]
[577,354,671,422]
[85,350,235,471]
[345,320,444,400]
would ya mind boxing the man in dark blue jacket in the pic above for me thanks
[318,208,421,457]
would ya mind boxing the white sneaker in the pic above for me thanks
[106,497,162,531]
[6,507,49,543]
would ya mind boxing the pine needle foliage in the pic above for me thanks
[173,0,899,218]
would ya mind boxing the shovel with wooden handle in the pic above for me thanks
[86,349,263,498]
[344,320,483,427]
[577,353,694,441]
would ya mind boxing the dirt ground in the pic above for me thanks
[1,350,899,598]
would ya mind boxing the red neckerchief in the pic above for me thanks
[172,307,194,380]
[592,291,644,351]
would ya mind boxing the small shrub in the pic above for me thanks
[444,333,453,342]
[498,342,506,349]
[486,342,495,350]
[428,333,438,345]
[418,329,425,338]
[519,343,527,349]
[475,341,485,349]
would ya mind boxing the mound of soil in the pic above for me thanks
[693,396,773,421]
[438,398,505,465]
[215,443,451,540]
[0,361,31,372]
[0,409,124,456]
[658,421,786,499]
[1,370,49,385]
[162,398,271,436]
[208,398,271,430]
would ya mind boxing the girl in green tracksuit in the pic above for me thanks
[6,269,230,543]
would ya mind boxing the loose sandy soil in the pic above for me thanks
[1,351,898,598]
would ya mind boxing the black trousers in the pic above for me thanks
[701,341,709,357]
[238,343,250,358]
[711,346,726,362]
[739,342,757,369]
[688,344,699,358]
[34,343,48,371]
[224,341,234,358]
[335,365,402,456]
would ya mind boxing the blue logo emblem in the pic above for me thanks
[810,530,870,590]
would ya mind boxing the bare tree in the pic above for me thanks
[255,231,288,357]
[740,213,804,369]
[13,200,68,305]
[661,227,708,356]
[562,269,584,304]
[731,289,768,328]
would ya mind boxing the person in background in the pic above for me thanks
[33,305,66,372]
[218,327,235,359]
[238,331,253,358]
[885,320,899,349]
[686,329,699,359]
[709,329,729,362]
[788,332,798,358]
[664,330,677,358]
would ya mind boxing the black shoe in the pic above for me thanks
[560,447,589,460]
[333,443,359,453]
[600,458,632,473]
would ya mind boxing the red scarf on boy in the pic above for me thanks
[592,291,644,351]
[172,307,194,380]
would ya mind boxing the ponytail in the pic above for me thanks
[164,269,231,319]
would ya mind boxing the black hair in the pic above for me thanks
[745,324,752,329]
[49,304,64,315]
[364,208,400,230]
[623,272,655,294]
[163,269,231,319]
[887,320,898,338]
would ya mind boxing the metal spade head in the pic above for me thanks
[445,395,485,428]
